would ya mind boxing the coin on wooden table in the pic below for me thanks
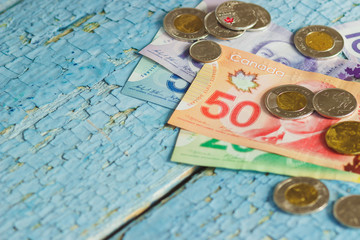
[325,121,360,155]
[189,40,222,63]
[215,1,258,31]
[334,195,360,228]
[204,11,245,40]
[264,84,314,119]
[163,8,208,42]
[273,177,329,214]
[246,3,271,31]
[294,25,344,59]
[313,88,357,119]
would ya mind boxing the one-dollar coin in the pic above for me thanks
[325,121,360,155]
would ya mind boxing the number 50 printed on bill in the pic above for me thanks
[168,44,360,173]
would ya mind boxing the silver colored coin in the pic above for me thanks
[313,88,357,119]
[273,177,329,215]
[189,40,222,63]
[334,195,360,228]
[163,8,208,42]
[294,25,344,59]
[215,1,258,31]
[246,3,271,31]
[264,84,314,119]
[204,11,245,40]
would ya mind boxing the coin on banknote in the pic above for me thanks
[334,195,360,228]
[294,25,344,59]
[189,40,222,63]
[313,88,357,119]
[204,11,245,40]
[215,1,258,31]
[273,177,329,214]
[264,84,314,119]
[246,3,271,31]
[325,121,360,155]
[163,8,208,41]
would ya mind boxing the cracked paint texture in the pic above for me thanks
[115,170,360,240]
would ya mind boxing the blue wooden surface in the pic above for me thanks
[1,0,360,239]
[0,0,201,239]
[114,170,360,240]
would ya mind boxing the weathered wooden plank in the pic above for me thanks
[112,169,360,239]
[0,0,203,239]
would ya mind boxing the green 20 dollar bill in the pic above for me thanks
[171,130,360,183]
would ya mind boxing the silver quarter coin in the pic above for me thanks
[215,1,258,31]
[273,177,329,215]
[313,88,357,119]
[264,84,314,119]
[189,40,222,63]
[334,195,360,228]
[204,11,245,40]
[163,8,208,42]
[247,3,271,31]
[294,25,344,59]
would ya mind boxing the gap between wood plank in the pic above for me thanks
[103,166,205,240]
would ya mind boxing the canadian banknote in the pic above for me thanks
[128,0,359,108]
[140,0,360,83]
[121,56,189,109]
[168,44,360,173]
[172,129,360,183]
[335,20,360,63]
[124,29,359,109]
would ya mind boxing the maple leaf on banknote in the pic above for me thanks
[345,65,360,79]
[338,64,360,81]
[344,155,360,174]
[228,70,259,93]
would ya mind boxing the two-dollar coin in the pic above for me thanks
[273,177,329,214]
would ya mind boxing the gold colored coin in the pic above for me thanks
[294,25,344,59]
[285,183,318,206]
[276,91,307,111]
[265,84,314,119]
[305,31,334,51]
[273,177,329,214]
[174,14,203,33]
[325,121,360,155]
[163,8,208,41]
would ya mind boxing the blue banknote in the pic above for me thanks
[335,20,360,63]
[129,0,359,109]
[140,0,360,83]
[121,56,189,109]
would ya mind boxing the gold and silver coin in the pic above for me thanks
[215,1,258,31]
[189,40,222,63]
[313,88,357,119]
[163,8,208,42]
[247,3,271,31]
[294,25,344,59]
[204,11,245,40]
[325,121,360,155]
[334,195,360,228]
[264,84,314,119]
[273,177,329,214]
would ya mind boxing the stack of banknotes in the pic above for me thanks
[122,0,360,183]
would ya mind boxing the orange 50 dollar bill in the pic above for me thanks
[169,44,360,173]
